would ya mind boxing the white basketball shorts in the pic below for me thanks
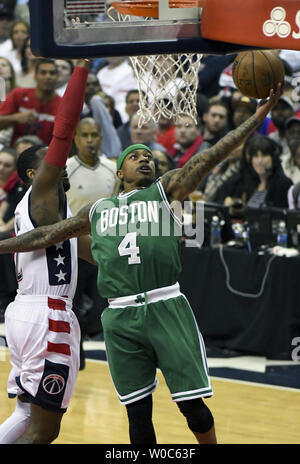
[4,294,80,413]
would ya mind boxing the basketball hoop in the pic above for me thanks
[108,1,203,127]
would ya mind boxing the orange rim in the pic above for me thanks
[111,0,203,18]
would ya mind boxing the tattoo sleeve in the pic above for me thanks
[161,114,260,201]
[0,204,91,254]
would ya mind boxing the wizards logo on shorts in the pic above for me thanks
[37,359,69,411]
[46,240,72,286]
[42,374,65,395]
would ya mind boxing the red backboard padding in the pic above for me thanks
[201,0,300,50]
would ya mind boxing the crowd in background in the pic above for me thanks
[0,1,300,358]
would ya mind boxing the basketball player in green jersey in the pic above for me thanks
[0,85,282,444]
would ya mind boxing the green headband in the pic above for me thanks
[117,144,153,170]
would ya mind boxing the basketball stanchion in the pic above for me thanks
[108,1,203,127]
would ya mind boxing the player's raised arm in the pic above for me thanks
[0,203,92,254]
[161,84,283,203]
[30,59,90,226]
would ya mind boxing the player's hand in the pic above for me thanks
[255,83,283,123]
[16,110,36,124]
[75,59,91,69]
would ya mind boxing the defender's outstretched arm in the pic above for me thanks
[0,203,92,255]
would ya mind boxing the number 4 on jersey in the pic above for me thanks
[118,232,141,265]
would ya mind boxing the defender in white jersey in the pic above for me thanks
[14,187,78,297]
[6,185,80,410]
[0,59,91,444]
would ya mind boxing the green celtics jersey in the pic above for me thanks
[89,180,182,298]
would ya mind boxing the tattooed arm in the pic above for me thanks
[161,85,282,203]
[0,203,91,255]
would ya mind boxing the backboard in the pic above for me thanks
[29,0,255,58]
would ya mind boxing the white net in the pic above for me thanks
[108,6,202,127]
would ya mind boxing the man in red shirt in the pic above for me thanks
[0,58,61,146]
[168,114,204,168]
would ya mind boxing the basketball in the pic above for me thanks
[232,50,285,99]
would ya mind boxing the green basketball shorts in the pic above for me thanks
[101,283,213,405]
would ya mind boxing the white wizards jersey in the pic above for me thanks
[14,187,78,299]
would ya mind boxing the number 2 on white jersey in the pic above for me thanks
[118,232,141,265]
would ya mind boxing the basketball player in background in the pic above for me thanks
[0,59,90,444]
[0,85,282,444]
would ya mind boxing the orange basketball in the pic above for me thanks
[232,50,285,99]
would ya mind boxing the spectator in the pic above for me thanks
[0,147,26,322]
[167,113,204,168]
[156,117,175,151]
[0,19,29,73]
[82,72,121,159]
[101,92,122,129]
[155,102,176,153]
[13,134,43,155]
[231,95,257,129]
[1,135,42,220]
[152,148,176,178]
[55,58,74,97]
[264,73,300,135]
[0,4,14,47]
[0,56,15,148]
[156,115,176,153]
[222,135,292,211]
[0,145,15,193]
[97,56,137,123]
[196,92,210,123]
[0,55,15,94]
[117,89,140,149]
[285,116,300,144]
[0,58,61,146]
[1,134,41,226]
[282,136,300,185]
[130,112,165,152]
[66,117,117,214]
[83,71,100,106]
[66,116,118,368]
[15,36,36,87]
[201,99,229,147]
[0,146,24,234]
[268,95,295,159]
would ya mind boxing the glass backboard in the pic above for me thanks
[29,0,254,58]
